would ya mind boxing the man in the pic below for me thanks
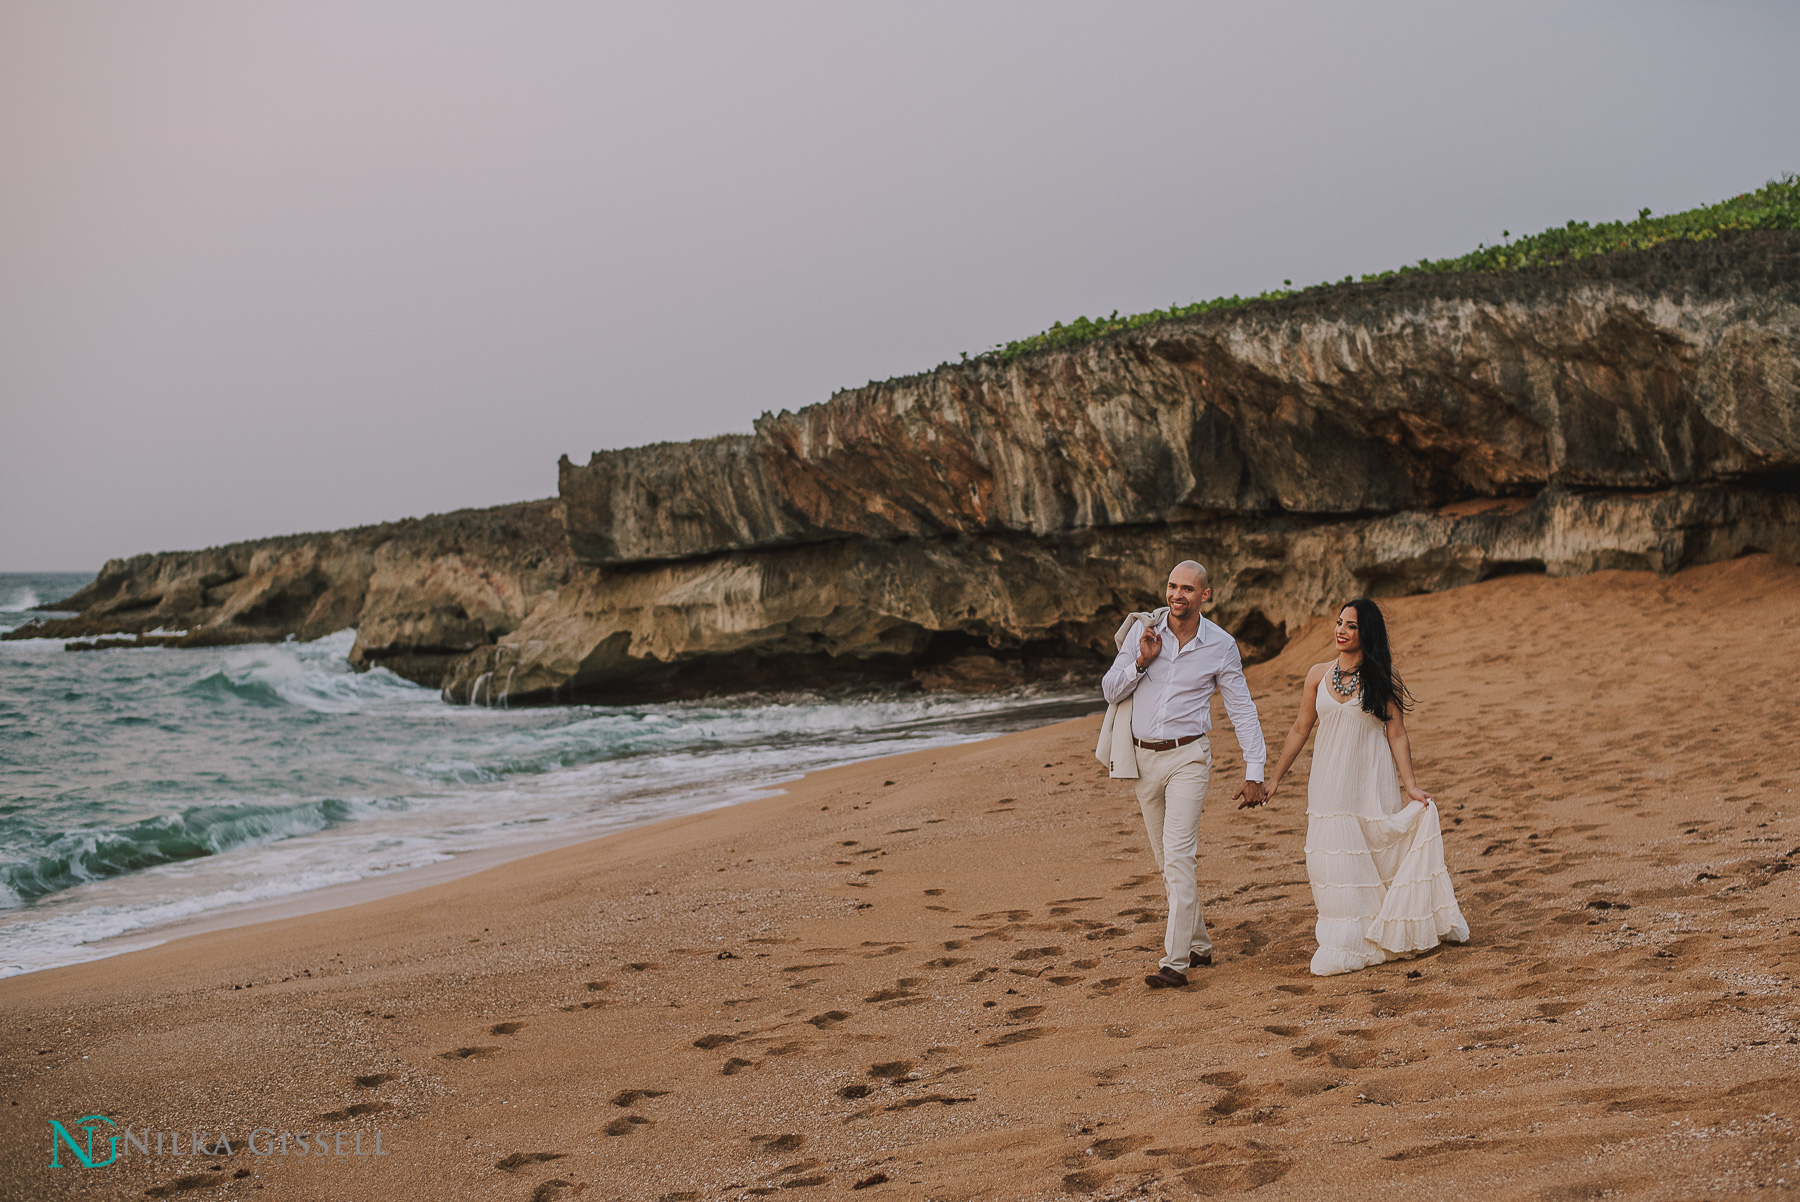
[1100,561,1268,989]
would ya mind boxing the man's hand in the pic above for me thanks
[1234,780,1269,809]
[1135,626,1163,671]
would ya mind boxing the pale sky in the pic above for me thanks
[3,2,1796,570]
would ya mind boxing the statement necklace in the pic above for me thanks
[1329,663,1361,698]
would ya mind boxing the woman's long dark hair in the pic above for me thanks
[1342,597,1413,722]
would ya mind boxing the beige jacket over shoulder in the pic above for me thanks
[1094,606,1167,779]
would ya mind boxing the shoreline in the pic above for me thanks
[2,669,1101,980]
[3,558,1796,1202]
[84,829,626,955]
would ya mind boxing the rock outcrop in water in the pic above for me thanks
[8,502,574,687]
[17,233,1800,703]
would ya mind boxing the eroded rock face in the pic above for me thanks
[7,502,574,686]
[438,486,1800,705]
[498,234,1799,704]
[561,234,1800,565]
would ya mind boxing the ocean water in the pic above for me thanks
[0,571,1099,978]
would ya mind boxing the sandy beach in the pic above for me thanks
[3,556,1796,1201]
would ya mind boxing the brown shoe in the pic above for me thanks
[1189,952,1213,968]
[1144,966,1188,989]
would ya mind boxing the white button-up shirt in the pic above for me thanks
[1101,614,1268,780]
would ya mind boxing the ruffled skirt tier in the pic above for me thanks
[1304,691,1469,976]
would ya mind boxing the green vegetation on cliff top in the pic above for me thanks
[983,174,1800,362]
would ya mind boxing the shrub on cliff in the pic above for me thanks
[987,174,1800,361]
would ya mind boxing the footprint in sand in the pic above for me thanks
[761,1159,831,1190]
[750,1133,806,1153]
[1059,1137,1152,1196]
[864,987,914,1003]
[868,1060,915,1081]
[439,1046,501,1060]
[1062,1134,1150,1177]
[604,1116,653,1135]
[316,1102,395,1121]
[353,1072,397,1088]
[693,1033,737,1049]
[1011,946,1063,961]
[806,1010,852,1029]
[1007,1006,1045,1020]
[1149,1143,1293,1192]
[490,1022,527,1035]
[610,1089,670,1107]
[982,1027,1050,1048]
[883,1094,974,1112]
[530,1181,585,1202]
[723,1057,757,1075]
[497,1152,569,1173]
[1280,1075,1341,1098]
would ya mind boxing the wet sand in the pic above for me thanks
[3,555,1797,1201]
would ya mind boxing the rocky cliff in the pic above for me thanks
[18,233,1800,704]
[7,502,575,686]
[470,232,1797,704]
[561,233,1800,564]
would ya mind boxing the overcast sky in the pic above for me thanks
[2,2,1796,570]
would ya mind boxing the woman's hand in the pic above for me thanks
[1403,785,1433,805]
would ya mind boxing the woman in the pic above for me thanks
[1263,598,1469,976]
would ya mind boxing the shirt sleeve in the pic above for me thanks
[1215,642,1268,781]
[1101,621,1147,705]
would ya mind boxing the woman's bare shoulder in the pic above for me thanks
[1302,662,1331,686]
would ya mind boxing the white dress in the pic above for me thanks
[1305,675,1469,976]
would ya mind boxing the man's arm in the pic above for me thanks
[1101,621,1148,705]
[1215,644,1268,782]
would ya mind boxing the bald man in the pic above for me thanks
[1101,561,1269,988]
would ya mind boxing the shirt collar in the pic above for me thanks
[1155,613,1216,647]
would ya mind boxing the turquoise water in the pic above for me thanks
[0,571,1096,977]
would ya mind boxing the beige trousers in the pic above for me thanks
[1132,736,1214,971]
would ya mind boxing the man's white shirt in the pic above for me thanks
[1101,614,1268,781]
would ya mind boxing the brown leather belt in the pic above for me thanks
[1134,734,1203,752]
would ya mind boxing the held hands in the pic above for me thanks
[1135,626,1163,670]
[1234,779,1269,809]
